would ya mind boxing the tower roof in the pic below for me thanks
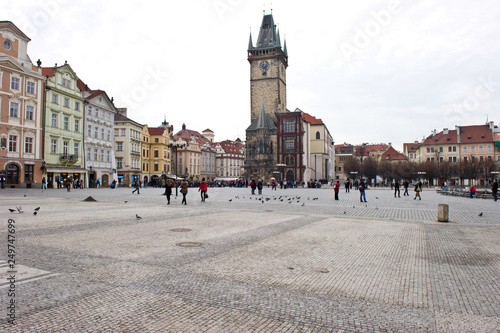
[255,14,279,49]
[246,100,277,131]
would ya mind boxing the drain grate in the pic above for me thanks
[176,242,204,247]
[169,228,192,232]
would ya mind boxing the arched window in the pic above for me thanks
[316,131,321,140]
[285,156,290,165]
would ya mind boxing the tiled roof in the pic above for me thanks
[403,143,420,152]
[334,145,354,154]
[354,144,388,156]
[219,140,243,154]
[381,146,407,160]
[458,125,493,143]
[422,129,458,145]
[302,113,324,125]
[41,67,54,77]
[148,127,166,136]
[86,89,104,99]
[174,129,209,145]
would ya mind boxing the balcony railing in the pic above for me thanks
[59,154,78,162]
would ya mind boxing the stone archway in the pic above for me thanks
[286,170,295,182]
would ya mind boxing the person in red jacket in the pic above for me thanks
[199,178,208,202]
[334,180,340,200]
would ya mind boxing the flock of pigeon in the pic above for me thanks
[8,206,40,215]
[228,195,319,206]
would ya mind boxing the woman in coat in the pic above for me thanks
[180,179,189,205]
[165,179,173,204]
[199,178,208,202]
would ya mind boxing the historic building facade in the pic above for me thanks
[0,21,45,188]
[114,108,143,186]
[215,140,245,180]
[142,121,172,185]
[41,63,85,188]
[276,109,306,183]
[81,85,117,188]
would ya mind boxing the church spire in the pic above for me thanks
[276,28,281,47]
[248,31,253,51]
[283,38,288,58]
[255,13,278,49]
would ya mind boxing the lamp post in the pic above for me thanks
[168,140,186,196]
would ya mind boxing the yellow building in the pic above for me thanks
[142,122,172,185]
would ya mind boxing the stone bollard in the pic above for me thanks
[438,204,449,222]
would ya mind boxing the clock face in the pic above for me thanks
[259,61,270,72]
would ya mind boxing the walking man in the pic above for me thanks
[359,179,367,203]
[132,180,140,194]
[492,179,498,201]
[403,179,409,196]
[414,181,421,200]
[394,180,401,198]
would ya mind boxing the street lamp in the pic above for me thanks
[168,140,186,196]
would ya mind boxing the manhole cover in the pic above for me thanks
[169,228,192,232]
[176,242,204,247]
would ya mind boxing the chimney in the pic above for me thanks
[388,142,392,147]
[443,128,449,135]
[433,129,437,136]
[182,124,186,130]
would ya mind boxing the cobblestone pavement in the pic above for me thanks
[0,186,499,332]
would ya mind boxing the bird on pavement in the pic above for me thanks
[16,206,23,214]
[8,208,15,213]
[228,199,232,202]
[136,214,142,219]
[478,212,483,217]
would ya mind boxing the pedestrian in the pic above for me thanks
[414,181,421,200]
[394,180,401,198]
[66,178,71,192]
[359,179,367,202]
[132,180,140,194]
[469,185,476,198]
[0,176,5,189]
[345,179,350,193]
[334,180,340,200]
[250,179,256,195]
[180,179,188,205]
[165,179,173,204]
[403,179,409,196]
[41,177,46,189]
[96,179,100,188]
[199,177,208,202]
[492,179,498,201]
[257,179,263,195]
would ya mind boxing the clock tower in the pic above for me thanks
[245,12,288,182]
[248,13,288,123]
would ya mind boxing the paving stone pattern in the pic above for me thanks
[0,186,499,332]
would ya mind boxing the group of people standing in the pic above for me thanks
[160,177,208,206]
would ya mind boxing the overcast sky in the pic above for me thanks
[4,0,500,151]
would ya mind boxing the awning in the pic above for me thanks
[46,167,87,173]
[214,177,238,181]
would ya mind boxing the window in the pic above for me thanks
[11,77,20,90]
[487,145,492,151]
[75,101,80,111]
[63,141,69,155]
[101,128,105,140]
[64,97,70,107]
[51,114,57,127]
[62,78,71,88]
[439,147,443,152]
[284,120,295,133]
[26,105,34,120]
[479,145,484,151]
[9,102,19,117]
[93,149,97,160]
[50,139,57,153]
[25,137,33,154]
[117,158,122,168]
[316,131,320,140]
[106,150,110,162]
[100,149,104,161]
[88,125,92,136]
[426,147,431,153]
[8,135,17,152]
[64,116,69,130]
[471,145,475,152]
[27,81,35,94]
[114,129,119,136]
[463,146,468,152]
[95,109,99,117]
[154,150,159,158]
[285,138,294,150]
[74,142,79,156]
[0,137,6,149]
[52,93,58,104]
[88,106,92,115]
[75,119,79,132]
[94,126,98,138]
[87,147,91,160]
[107,130,110,141]
[154,164,159,171]
[121,129,125,136]
[453,146,457,152]
[117,142,123,151]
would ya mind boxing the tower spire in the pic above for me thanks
[248,30,253,50]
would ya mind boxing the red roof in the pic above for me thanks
[403,143,420,153]
[302,113,324,125]
[173,129,209,145]
[219,140,242,154]
[354,144,388,156]
[422,129,458,145]
[41,67,54,77]
[334,144,354,154]
[148,127,167,136]
[458,125,493,143]
[381,146,407,160]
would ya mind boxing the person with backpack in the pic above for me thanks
[334,180,340,200]
[257,179,263,195]
[250,179,256,195]
[199,178,208,202]
[414,181,421,200]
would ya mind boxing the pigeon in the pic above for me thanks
[228,199,232,202]
[16,206,23,214]
[301,203,305,206]
[478,212,483,217]
[24,194,26,197]
[376,197,379,199]
[344,211,346,214]
[136,214,142,219]
[8,209,15,213]
[33,207,40,215]
[124,201,128,203]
